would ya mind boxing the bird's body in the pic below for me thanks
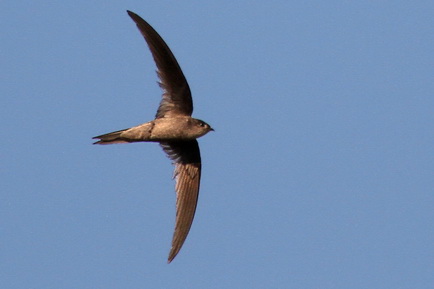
[93,10,213,263]
[94,117,211,144]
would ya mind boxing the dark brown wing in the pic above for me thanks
[160,140,201,263]
[127,10,193,118]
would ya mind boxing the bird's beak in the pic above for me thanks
[210,127,215,132]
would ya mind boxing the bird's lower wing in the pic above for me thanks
[160,141,201,263]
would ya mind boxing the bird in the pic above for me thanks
[93,10,213,263]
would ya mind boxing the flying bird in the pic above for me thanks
[93,10,213,263]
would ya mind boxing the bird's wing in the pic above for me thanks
[160,140,201,263]
[127,10,193,118]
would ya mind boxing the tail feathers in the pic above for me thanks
[93,129,130,145]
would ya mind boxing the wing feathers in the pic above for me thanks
[127,10,193,118]
[160,140,201,263]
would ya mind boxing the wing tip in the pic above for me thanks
[127,10,140,22]
[167,245,181,264]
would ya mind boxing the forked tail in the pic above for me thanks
[92,129,130,144]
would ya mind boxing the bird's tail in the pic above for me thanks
[92,129,130,145]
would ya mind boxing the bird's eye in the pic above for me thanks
[200,122,206,127]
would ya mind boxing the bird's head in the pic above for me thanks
[192,118,214,137]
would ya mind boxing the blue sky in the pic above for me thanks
[2,1,434,288]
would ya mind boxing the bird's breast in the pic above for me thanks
[150,118,198,140]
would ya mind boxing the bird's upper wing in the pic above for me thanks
[127,10,193,118]
[160,140,201,263]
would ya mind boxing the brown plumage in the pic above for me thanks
[93,10,213,263]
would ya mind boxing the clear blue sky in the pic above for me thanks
[2,1,434,288]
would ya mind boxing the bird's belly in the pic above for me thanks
[150,124,196,140]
